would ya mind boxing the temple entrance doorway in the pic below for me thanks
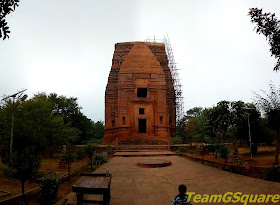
[138,119,146,133]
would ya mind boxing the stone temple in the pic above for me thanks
[103,41,176,144]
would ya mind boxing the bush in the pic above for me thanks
[250,143,258,155]
[188,150,196,155]
[206,144,215,153]
[75,149,86,160]
[175,150,182,156]
[265,166,280,182]
[218,146,230,160]
[178,146,186,153]
[106,143,113,154]
[93,155,107,165]
[170,136,181,145]
[217,146,230,170]
[40,172,61,205]
[206,144,216,159]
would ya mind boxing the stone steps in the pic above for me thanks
[117,145,169,151]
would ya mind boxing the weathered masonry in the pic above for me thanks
[104,42,176,144]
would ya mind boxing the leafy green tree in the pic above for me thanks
[5,147,41,205]
[218,146,230,170]
[206,144,216,160]
[0,105,10,152]
[92,121,105,140]
[249,8,280,71]
[203,101,261,156]
[257,118,275,145]
[186,107,203,118]
[0,93,86,157]
[47,93,100,143]
[254,82,280,164]
[64,145,75,181]
[177,115,188,143]
[180,107,204,144]
[0,0,20,40]
[185,115,208,144]
[228,101,260,156]
[202,108,220,144]
[84,142,97,170]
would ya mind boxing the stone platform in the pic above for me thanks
[137,159,171,168]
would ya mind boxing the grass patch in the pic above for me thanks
[188,150,197,155]
[238,146,275,155]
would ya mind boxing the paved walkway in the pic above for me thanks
[56,155,280,205]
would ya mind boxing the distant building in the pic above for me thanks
[104,42,176,144]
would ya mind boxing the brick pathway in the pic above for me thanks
[56,156,280,205]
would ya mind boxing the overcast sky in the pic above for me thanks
[1,0,280,122]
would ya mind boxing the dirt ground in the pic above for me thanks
[0,155,89,203]
[185,146,277,168]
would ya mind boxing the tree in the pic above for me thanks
[0,104,10,152]
[47,93,98,144]
[249,8,280,71]
[178,107,204,144]
[185,113,210,144]
[206,144,216,160]
[186,107,203,118]
[0,0,20,40]
[92,121,105,140]
[0,93,87,157]
[218,145,230,170]
[254,82,280,164]
[64,145,75,181]
[5,147,41,205]
[228,101,260,156]
[177,115,188,142]
[84,142,97,170]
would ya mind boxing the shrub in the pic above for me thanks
[106,144,114,156]
[218,146,230,160]
[206,144,215,153]
[93,155,107,165]
[170,136,181,145]
[206,144,216,159]
[40,172,61,205]
[175,150,182,156]
[250,143,258,155]
[217,146,230,169]
[178,146,186,153]
[265,166,280,182]
[188,150,196,155]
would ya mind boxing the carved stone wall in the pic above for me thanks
[104,42,176,144]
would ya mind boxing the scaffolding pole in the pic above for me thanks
[145,35,184,125]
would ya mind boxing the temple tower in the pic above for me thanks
[104,41,176,144]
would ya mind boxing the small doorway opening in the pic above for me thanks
[138,119,146,133]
